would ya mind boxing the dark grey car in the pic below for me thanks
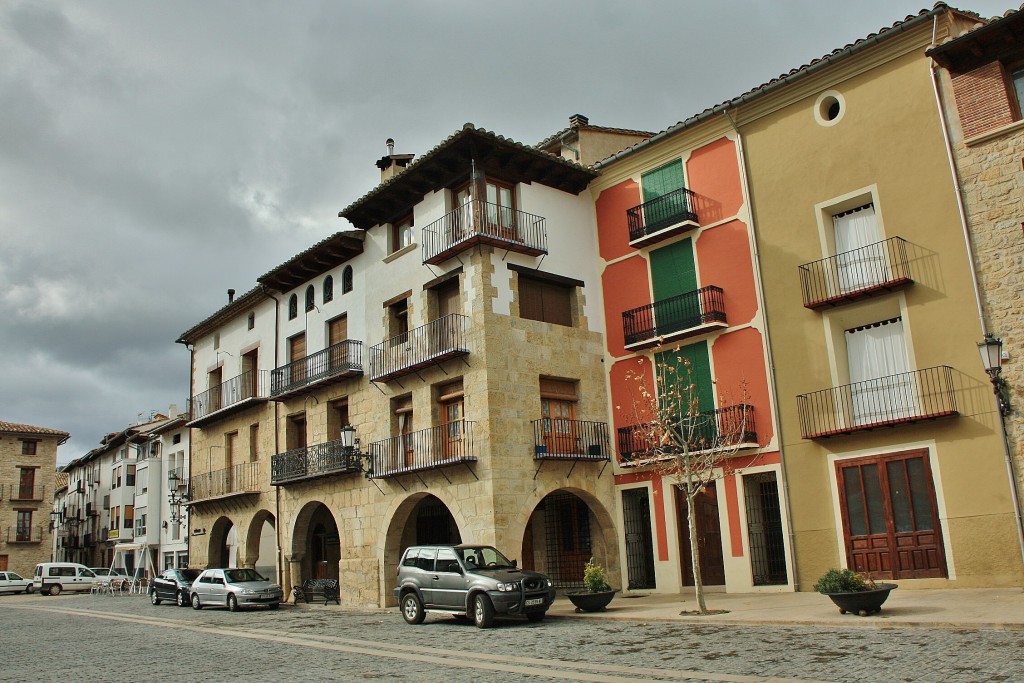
[394,544,555,628]
[150,568,201,607]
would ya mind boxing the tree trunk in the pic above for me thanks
[687,486,708,614]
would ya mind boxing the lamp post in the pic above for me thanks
[978,334,1011,416]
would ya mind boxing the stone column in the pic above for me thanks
[286,553,304,597]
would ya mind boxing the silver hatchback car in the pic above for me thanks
[189,568,282,611]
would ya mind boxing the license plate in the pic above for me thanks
[525,598,543,607]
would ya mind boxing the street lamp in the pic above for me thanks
[978,334,1011,416]
[339,424,380,489]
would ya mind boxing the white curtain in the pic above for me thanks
[834,205,887,293]
[846,318,915,425]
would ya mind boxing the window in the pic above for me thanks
[518,273,573,326]
[288,333,307,384]
[305,285,315,312]
[113,466,121,489]
[16,512,32,542]
[247,312,255,330]
[540,378,578,455]
[249,423,259,462]
[437,379,465,460]
[640,159,687,231]
[323,275,334,303]
[327,398,349,442]
[391,215,414,253]
[833,204,885,294]
[388,298,410,339]
[172,433,181,445]
[21,440,37,455]
[286,413,307,451]
[111,507,120,531]
[124,505,134,530]
[288,294,298,320]
[1012,65,1024,119]
[126,465,136,487]
[392,395,414,468]
[431,278,460,321]
[18,468,35,499]
[845,318,913,426]
[342,266,353,294]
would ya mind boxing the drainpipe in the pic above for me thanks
[928,15,1024,566]
[262,285,285,587]
[722,108,801,591]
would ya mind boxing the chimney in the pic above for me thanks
[227,288,235,303]
[376,138,416,184]
[569,113,589,128]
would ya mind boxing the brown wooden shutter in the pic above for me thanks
[328,316,348,346]
[289,333,306,362]
[539,378,577,401]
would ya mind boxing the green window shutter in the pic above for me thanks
[641,160,685,204]
[650,238,696,300]
[655,340,713,417]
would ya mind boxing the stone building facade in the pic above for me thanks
[929,6,1024,535]
[178,126,624,607]
[0,421,68,574]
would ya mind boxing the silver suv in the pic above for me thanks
[394,544,555,628]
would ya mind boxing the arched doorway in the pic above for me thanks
[382,494,462,605]
[523,490,613,590]
[292,502,340,582]
[208,516,237,568]
[244,510,277,581]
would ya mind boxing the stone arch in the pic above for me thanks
[378,491,467,606]
[515,486,619,590]
[241,509,277,580]
[290,500,341,584]
[207,515,237,569]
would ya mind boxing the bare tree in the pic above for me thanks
[620,350,758,614]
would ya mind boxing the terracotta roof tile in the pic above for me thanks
[0,421,69,437]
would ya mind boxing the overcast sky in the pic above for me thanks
[1,1,1014,465]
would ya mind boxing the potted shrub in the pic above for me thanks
[814,568,897,616]
[566,557,616,613]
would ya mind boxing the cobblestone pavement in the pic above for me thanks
[1,593,1021,682]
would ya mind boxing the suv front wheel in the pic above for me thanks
[401,592,425,625]
[472,593,494,629]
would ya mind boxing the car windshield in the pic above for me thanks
[457,546,514,569]
[224,569,266,583]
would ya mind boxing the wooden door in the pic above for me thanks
[289,333,306,385]
[837,450,946,579]
[676,482,726,586]
[19,468,35,499]
[241,350,258,398]
[328,316,348,370]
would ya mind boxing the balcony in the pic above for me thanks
[369,314,470,383]
[6,526,43,544]
[85,503,97,517]
[271,438,363,485]
[7,485,45,503]
[270,340,363,400]
[626,187,699,248]
[187,370,269,428]
[188,462,262,503]
[796,366,958,439]
[623,286,727,349]
[422,200,547,266]
[366,420,477,479]
[531,419,611,477]
[799,237,914,309]
[617,404,758,465]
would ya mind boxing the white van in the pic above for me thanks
[32,562,99,595]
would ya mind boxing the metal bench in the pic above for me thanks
[293,578,340,606]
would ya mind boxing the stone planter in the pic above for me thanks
[566,589,616,613]
[824,583,897,616]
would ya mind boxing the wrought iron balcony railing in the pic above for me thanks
[799,237,913,309]
[7,525,43,543]
[270,340,363,399]
[271,438,363,485]
[188,462,262,502]
[623,285,727,348]
[617,404,758,465]
[422,200,547,265]
[531,419,611,461]
[626,187,698,246]
[369,314,470,382]
[366,420,477,479]
[188,370,269,426]
[7,484,45,502]
[796,366,958,439]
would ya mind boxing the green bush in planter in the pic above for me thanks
[583,557,610,593]
[813,568,877,593]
